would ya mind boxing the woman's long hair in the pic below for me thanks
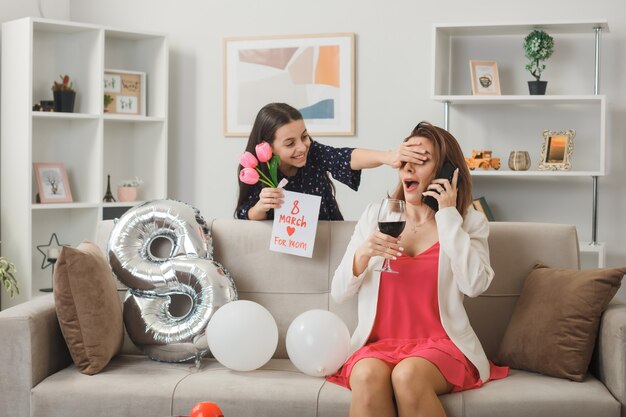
[390,122,473,216]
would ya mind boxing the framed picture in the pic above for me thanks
[469,60,501,95]
[224,33,355,136]
[472,197,494,221]
[103,69,146,116]
[538,129,575,171]
[33,163,73,203]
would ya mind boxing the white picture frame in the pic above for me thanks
[469,60,501,96]
[224,33,355,136]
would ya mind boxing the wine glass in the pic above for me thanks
[375,198,406,274]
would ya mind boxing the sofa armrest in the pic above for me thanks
[0,294,72,417]
[597,301,626,417]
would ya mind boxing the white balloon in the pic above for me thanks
[206,300,278,371]
[286,309,351,377]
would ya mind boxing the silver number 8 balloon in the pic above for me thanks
[108,199,237,363]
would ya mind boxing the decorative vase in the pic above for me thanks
[528,81,547,95]
[53,90,76,112]
[117,186,138,202]
[508,151,531,171]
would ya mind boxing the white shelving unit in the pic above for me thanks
[1,17,168,309]
[432,19,608,267]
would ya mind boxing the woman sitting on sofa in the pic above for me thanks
[328,122,508,417]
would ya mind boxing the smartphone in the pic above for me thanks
[421,161,458,212]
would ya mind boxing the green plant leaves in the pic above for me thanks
[523,30,554,81]
[269,155,280,188]
[0,257,19,298]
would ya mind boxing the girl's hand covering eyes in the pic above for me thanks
[390,137,429,168]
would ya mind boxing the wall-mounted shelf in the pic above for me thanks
[432,19,609,267]
[433,95,604,104]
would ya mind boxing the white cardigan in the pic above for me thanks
[331,203,495,382]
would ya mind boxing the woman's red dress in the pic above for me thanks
[327,242,508,390]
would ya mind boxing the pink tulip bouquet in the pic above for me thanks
[239,142,281,188]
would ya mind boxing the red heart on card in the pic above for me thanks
[287,226,296,236]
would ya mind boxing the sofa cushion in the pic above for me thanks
[172,359,326,417]
[212,221,333,359]
[466,222,579,360]
[496,263,625,381]
[461,369,620,417]
[53,241,124,375]
[31,355,190,417]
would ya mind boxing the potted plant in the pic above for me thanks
[0,253,19,299]
[51,74,76,112]
[117,177,144,202]
[523,30,554,95]
[104,94,114,112]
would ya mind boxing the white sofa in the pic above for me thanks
[0,220,624,417]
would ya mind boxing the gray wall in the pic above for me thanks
[3,0,623,298]
[0,0,68,24]
[67,0,626,300]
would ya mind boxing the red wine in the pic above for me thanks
[378,221,406,238]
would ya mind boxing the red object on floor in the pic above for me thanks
[189,401,224,417]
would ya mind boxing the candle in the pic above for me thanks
[47,247,60,261]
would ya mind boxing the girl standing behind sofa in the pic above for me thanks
[328,122,508,417]
[235,102,426,220]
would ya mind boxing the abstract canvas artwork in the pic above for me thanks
[224,33,355,136]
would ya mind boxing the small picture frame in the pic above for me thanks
[538,129,575,171]
[103,69,146,116]
[33,163,73,203]
[469,60,501,95]
[472,197,494,221]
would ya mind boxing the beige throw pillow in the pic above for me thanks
[54,241,124,375]
[496,263,625,381]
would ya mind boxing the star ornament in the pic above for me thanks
[36,233,69,269]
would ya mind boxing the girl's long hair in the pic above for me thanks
[234,103,336,218]
[235,103,301,217]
